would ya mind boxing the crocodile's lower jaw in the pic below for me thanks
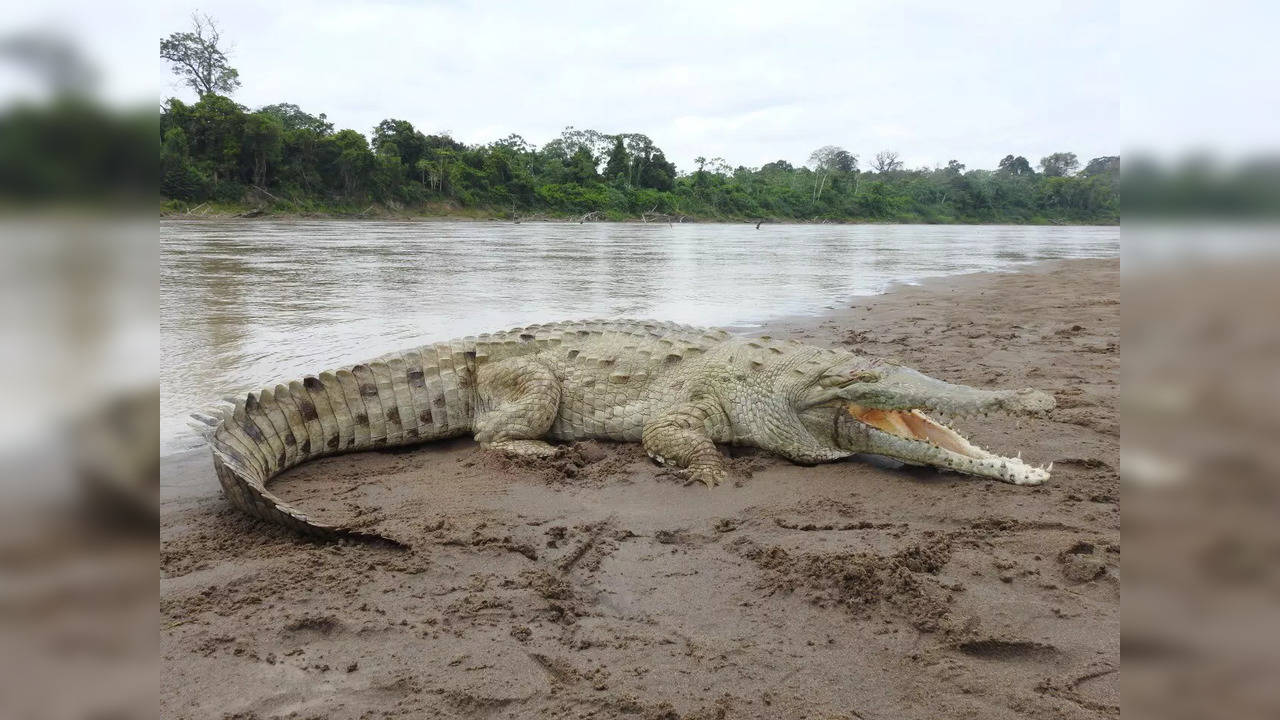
[847,404,1051,485]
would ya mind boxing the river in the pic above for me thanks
[161,220,1117,454]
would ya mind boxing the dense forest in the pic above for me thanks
[159,15,1118,223]
[160,95,1118,224]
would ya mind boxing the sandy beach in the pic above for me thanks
[161,257,1118,719]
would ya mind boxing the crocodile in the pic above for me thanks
[196,319,1056,542]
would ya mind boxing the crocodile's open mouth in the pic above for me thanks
[848,403,986,457]
[845,403,1050,485]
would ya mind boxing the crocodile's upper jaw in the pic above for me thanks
[841,404,1051,485]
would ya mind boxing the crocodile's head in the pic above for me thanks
[800,358,1055,485]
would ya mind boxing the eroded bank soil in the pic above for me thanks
[161,258,1118,719]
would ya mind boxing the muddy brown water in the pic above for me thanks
[161,220,1117,457]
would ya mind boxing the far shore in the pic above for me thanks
[160,200,1118,226]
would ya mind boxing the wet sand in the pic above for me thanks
[161,258,1118,719]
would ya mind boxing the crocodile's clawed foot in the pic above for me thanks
[679,464,728,488]
[647,451,727,488]
[483,439,561,459]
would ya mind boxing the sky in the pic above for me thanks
[5,0,1278,171]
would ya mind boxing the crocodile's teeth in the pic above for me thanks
[1047,462,1053,473]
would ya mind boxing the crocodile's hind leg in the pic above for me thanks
[473,356,562,458]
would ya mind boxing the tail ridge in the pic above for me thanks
[210,446,404,546]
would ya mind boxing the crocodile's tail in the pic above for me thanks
[194,321,710,542]
[210,443,387,542]
[196,341,479,544]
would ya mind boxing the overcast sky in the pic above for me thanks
[7,1,1278,171]
[153,0,1131,171]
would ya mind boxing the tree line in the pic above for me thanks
[161,15,1117,223]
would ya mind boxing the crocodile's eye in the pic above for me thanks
[818,370,880,388]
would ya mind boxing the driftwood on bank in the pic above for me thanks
[512,212,550,224]
[251,185,285,203]
[640,205,688,224]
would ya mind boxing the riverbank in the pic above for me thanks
[159,199,1118,226]
[161,257,1118,719]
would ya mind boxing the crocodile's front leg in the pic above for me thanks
[642,396,731,487]
[474,356,561,458]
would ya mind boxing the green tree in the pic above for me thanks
[258,103,332,134]
[1039,152,1080,177]
[637,150,675,191]
[183,94,246,186]
[325,129,373,195]
[160,127,208,200]
[998,154,1035,176]
[1082,155,1120,177]
[273,113,330,193]
[372,119,429,173]
[808,145,855,203]
[603,136,629,181]
[160,13,240,98]
[567,146,599,184]
[692,156,709,187]
[559,127,612,160]
[242,112,284,188]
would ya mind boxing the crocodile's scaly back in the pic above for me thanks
[201,319,722,540]
[201,318,1055,543]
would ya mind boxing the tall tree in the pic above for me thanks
[604,137,629,180]
[558,126,612,161]
[1039,152,1080,177]
[637,150,676,191]
[618,133,660,186]
[692,156,709,186]
[568,147,599,184]
[998,154,1035,176]
[160,13,241,98]
[872,151,903,173]
[242,112,284,188]
[371,119,428,172]
[258,103,332,134]
[182,94,247,184]
[831,150,858,173]
[808,145,856,203]
[1082,155,1120,177]
[326,129,373,195]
